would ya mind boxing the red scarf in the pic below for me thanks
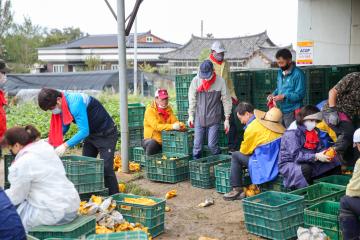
[209,53,223,65]
[157,106,169,122]
[0,90,7,106]
[197,72,217,92]
[49,94,74,147]
[304,130,319,150]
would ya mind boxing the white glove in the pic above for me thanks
[187,116,194,128]
[315,151,331,163]
[224,119,230,134]
[55,143,67,157]
[172,122,180,130]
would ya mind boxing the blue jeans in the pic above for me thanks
[193,117,221,159]
[340,195,360,240]
[230,152,250,187]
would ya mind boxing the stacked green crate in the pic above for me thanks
[303,67,327,105]
[314,175,351,186]
[126,103,146,161]
[214,162,251,194]
[132,147,146,166]
[261,175,290,192]
[231,71,252,103]
[243,191,304,240]
[28,216,96,239]
[251,69,278,111]
[113,193,166,237]
[325,64,360,92]
[175,74,196,122]
[304,201,342,240]
[162,130,194,155]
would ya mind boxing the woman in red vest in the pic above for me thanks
[0,59,9,156]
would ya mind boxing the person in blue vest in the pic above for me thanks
[268,48,306,128]
[0,187,26,239]
[223,103,285,201]
[38,88,119,195]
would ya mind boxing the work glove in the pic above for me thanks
[315,151,331,163]
[187,116,194,128]
[172,122,181,130]
[224,119,230,134]
[55,143,67,157]
[323,107,339,126]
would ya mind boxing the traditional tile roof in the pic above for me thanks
[160,31,277,60]
[257,45,296,62]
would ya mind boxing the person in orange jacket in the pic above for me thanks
[0,59,10,156]
[143,89,184,156]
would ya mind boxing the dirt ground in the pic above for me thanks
[0,159,262,240]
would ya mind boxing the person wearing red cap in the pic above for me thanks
[143,89,184,155]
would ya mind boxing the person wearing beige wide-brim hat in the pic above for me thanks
[224,103,284,201]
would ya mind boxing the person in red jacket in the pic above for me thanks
[0,59,9,156]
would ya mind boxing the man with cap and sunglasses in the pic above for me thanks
[209,41,239,152]
[188,60,232,159]
[224,103,285,200]
[0,59,10,157]
[340,128,360,240]
[143,89,184,156]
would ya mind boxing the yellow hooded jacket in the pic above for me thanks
[143,101,178,144]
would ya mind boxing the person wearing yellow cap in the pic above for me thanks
[224,103,285,201]
[143,89,184,156]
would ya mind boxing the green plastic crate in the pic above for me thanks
[214,162,251,194]
[177,110,188,123]
[304,201,341,240]
[175,74,195,101]
[289,182,346,207]
[128,127,144,147]
[61,155,104,194]
[176,99,189,112]
[113,193,165,237]
[3,154,14,189]
[231,71,252,103]
[28,216,96,240]
[128,103,145,128]
[314,175,352,186]
[243,191,304,240]
[86,231,149,240]
[175,87,189,101]
[162,130,194,155]
[261,175,290,193]
[145,153,190,183]
[27,235,40,240]
[202,146,229,157]
[189,155,231,189]
[79,188,109,201]
[132,147,146,167]
[252,69,278,91]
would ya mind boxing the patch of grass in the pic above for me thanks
[122,182,152,196]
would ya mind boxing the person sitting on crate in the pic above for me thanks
[188,60,232,159]
[279,105,342,190]
[267,48,306,128]
[208,41,239,152]
[143,88,185,156]
[37,88,119,195]
[1,125,80,232]
[0,187,26,239]
[340,128,360,240]
[322,72,360,167]
[223,103,285,201]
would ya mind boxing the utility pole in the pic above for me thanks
[201,20,204,37]
[116,0,129,173]
[133,16,138,95]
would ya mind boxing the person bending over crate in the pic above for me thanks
[340,128,360,240]
[223,103,285,201]
[188,60,232,159]
[37,88,119,195]
[143,89,185,156]
[279,105,342,190]
[1,125,80,232]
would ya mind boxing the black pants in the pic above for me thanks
[142,139,162,156]
[331,121,355,165]
[227,105,239,151]
[340,196,360,240]
[300,164,342,185]
[83,128,119,196]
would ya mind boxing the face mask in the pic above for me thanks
[304,121,316,131]
[213,53,224,62]
[52,107,62,115]
[280,62,291,71]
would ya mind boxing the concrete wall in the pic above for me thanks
[298,0,360,65]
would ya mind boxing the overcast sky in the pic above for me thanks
[11,0,298,46]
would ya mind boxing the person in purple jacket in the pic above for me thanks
[279,105,342,189]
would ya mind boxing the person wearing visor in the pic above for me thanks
[0,59,10,157]
[37,88,119,195]
[143,89,184,156]
[279,105,342,190]
[188,60,232,159]
[340,128,360,240]
[209,41,239,152]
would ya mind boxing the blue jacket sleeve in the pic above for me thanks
[280,130,316,164]
[65,94,90,147]
[284,70,306,103]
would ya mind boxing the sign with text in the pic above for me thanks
[297,41,314,65]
